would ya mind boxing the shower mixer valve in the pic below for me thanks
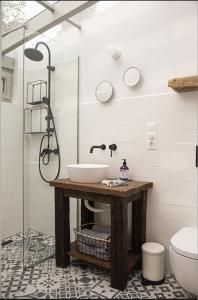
[40,148,59,157]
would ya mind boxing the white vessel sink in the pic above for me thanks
[67,164,109,183]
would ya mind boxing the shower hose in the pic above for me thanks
[39,106,60,183]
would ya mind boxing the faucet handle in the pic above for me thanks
[109,144,117,157]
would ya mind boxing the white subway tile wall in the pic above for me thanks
[71,1,198,272]
[79,92,198,272]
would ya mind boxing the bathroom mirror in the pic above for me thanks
[123,67,141,87]
[95,81,113,102]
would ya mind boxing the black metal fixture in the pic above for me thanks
[24,42,60,183]
[109,144,117,157]
[90,144,106,153]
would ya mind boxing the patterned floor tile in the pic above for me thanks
[91,279,119,298]
[80,290,108,299]
[1,230,195,299]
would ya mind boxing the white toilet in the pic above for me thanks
[169,227,198,296]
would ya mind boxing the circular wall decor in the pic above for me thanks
[95,81,113,103]
[123,67,141,87]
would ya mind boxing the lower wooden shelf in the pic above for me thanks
[67,241,141,273]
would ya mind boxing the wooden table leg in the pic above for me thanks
[132,191,147,254]
[111,198,128,290]
[81,199,94,225]
[55,187,70,268]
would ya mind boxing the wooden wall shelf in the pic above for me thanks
[168,75,198,92]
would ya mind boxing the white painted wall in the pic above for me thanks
[57,1,197,271]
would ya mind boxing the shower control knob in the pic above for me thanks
[53,149,59,155]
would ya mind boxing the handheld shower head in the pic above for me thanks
[24,47,43,61]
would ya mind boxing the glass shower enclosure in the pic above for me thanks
[0,24,79,273]
[23,27,79,268]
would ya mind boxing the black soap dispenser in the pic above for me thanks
[120,159,129,181]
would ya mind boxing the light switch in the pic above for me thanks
[147,121,157,150]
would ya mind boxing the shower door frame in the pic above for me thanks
[0,1,2,295]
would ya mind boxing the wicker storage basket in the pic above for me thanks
[74,223,111,261]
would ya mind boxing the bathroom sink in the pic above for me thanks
[67,164,109,183]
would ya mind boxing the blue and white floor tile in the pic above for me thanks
[1,230,196,299]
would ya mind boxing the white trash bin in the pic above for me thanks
[142,242,165,285]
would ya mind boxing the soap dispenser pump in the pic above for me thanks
[120,159,129,181]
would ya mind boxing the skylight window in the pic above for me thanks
[2,1,58,34]
[2,1,119,35]
[70,1,119,24]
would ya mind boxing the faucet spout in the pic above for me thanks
[90,144,106,153]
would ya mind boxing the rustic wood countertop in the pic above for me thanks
[50,178,153,198]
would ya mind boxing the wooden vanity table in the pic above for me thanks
[50,179,153,290]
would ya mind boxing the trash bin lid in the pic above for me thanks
[142,242,165,254]
[171,227,198,260]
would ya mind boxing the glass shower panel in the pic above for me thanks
[23,27,79,268]
[1,27,25,289]
[0,3,2,296]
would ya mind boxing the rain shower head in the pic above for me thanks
[24,47,43,62]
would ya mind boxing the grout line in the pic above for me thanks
[79,92,178,105]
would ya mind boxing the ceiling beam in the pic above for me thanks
[36,0,81,30]
[2,1,97,55]
[36,1,55,13]
[66,19,81,30]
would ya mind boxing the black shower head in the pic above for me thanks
[24,47,43,62]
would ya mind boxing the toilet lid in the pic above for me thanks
[171,227,198,260]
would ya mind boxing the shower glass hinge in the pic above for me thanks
[196,146,198,167]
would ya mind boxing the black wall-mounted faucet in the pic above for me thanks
[109,144,117,157]
[90,144,106,153]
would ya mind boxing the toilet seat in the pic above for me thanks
[171,227,198,260]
